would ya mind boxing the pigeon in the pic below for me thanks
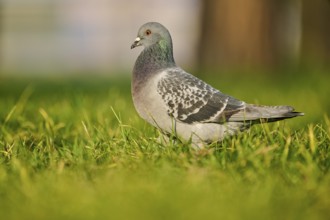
[130,22,303,147]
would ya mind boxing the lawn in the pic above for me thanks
[0,70,329,220]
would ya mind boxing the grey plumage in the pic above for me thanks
[131,22,303,146]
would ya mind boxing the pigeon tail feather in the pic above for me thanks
[228,104,304,123]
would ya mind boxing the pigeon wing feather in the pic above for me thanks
[157,68,246,124]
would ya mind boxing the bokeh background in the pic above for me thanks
[1,2,329,220]
[1,0,329,76]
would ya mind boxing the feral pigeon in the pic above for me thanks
[131,22,303,147]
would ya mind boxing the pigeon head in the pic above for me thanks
[131,22,176,75]
[131,22,172,49]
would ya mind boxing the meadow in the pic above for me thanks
[0,69,329,220]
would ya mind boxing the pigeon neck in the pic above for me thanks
[133,41,176,87]
[137,41,175,71]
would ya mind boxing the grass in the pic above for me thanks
[0,70,329,220]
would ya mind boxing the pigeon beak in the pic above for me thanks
[131,37,142,49]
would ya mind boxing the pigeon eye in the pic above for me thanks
[146,30,151,36]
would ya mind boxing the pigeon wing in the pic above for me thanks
[157,68,246,124]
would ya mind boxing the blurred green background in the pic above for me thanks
[0,1,330,220]
[1,0,329,124]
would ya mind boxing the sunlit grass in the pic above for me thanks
[0,71,329,220]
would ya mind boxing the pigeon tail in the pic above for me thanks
[228,104,304,123]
